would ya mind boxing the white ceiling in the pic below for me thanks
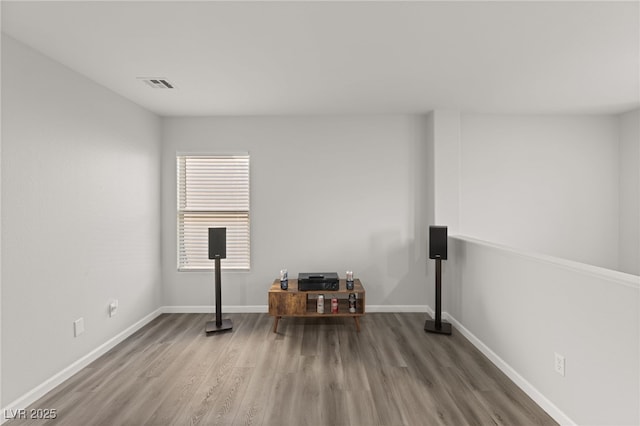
[2,1,639,116]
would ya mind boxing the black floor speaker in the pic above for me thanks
[207,227,232,334]
[425,226,451,335]
[429,225,448,260]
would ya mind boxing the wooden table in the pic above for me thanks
[268,278,366,333]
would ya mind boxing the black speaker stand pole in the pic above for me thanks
[425,258,452,335]
[206,256,233,334]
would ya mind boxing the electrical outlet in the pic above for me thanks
[109,300,119,317]
[554,352,565,376]
[73,318,85,337]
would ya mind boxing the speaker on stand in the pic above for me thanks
[205,227,233,334]
[425,225,452,335]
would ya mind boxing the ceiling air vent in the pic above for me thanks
[138,78,174,89]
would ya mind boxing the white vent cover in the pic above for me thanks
[138,78,174,89]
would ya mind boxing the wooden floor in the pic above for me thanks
[7,313,557,426]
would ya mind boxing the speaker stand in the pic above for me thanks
[425,258,452,335]
[206,256,233,334]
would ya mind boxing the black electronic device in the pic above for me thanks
[206,227,232,334]
[208,227,227,259]
[425,225,451,335]
[298,272,340,291]
[429,226,448,260]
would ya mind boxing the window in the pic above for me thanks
[177,154,250,270]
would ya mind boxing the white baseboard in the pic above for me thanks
[161,305,268,314]
[443,312,576,426]
[1,308,163,425]
[160,305,429,314]
[366,305,428,313]
[425,305,435,317]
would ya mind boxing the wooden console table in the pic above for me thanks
[268,278,366,333]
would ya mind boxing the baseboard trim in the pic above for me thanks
[161,305,268,314]
[160,305,429,314]
[443,312,576,426]
[367,305,428,313]
[1,308,163,425]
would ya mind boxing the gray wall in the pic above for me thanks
[1,36,162,405]
[161,115,434,309]
[619,109,640,275]
[459,114,623,271]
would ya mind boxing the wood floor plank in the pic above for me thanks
[184,332,243,424]
[5,313,558,426]
[136,316,226,424]
[231,333,283,426]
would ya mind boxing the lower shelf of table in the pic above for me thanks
[304,298,364,316]
[270,314,362,333]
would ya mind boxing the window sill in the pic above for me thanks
[177,268,251,273]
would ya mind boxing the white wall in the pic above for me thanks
[459,114,620,270]
[432,110,461,234]
[445,236,639,425]
[0,23,3,412]
[1,36,162,406]
[618,109,640,275]
[161,115,432,309]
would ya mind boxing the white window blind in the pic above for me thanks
[177,154,250,270]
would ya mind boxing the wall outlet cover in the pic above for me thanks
[109,300,119,317]
[73,318,85,337]
[554,352,565,377]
